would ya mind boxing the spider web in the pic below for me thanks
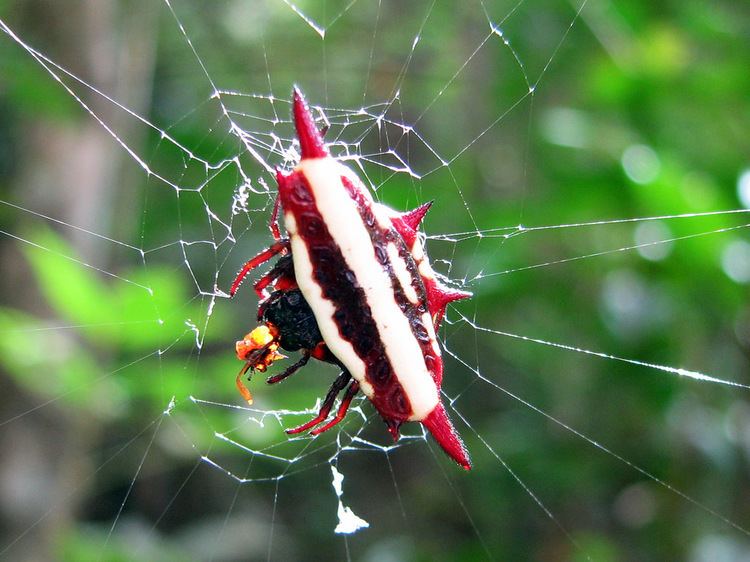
[1,1,749,560]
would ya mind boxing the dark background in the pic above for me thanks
[1,1,749,560]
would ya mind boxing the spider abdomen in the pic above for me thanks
[281,162,437,420]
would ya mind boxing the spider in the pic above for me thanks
[231,88,472,468]
[233,255,355,436]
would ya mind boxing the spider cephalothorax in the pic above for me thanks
[231,88,472,468]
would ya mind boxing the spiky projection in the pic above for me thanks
[231,88,472,469]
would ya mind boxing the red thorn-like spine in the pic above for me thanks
[401,200,432,230]
[431,284,472,312]
[390,200,471,327]
[426,281,472,329]
[390,201,433,246]
[422,402,471,470]
[292,87,327,159]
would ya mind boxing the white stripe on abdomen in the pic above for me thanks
[284,213,374,398]
[296,158,439,421]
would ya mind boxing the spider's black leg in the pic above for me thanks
[310,381,360,435]
[286,370,351,435]
[266,351,310,385]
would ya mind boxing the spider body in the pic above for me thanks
[260,288,322,352]
[231,88,472,469]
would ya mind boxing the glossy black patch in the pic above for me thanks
[260,288,322,351]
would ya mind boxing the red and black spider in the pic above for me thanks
[231,88,472,468]
[233,254,357,436]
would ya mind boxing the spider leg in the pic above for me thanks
[310,381,360,435]
[230,238,289,297]
[266,351,310,385]
[254,255,295,301]
[253,270,281,300]
[269,193,282,241]
[286,370,351,434]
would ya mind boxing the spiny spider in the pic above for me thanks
[231,88,472,469]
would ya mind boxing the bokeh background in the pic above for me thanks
[1,1,749,561]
